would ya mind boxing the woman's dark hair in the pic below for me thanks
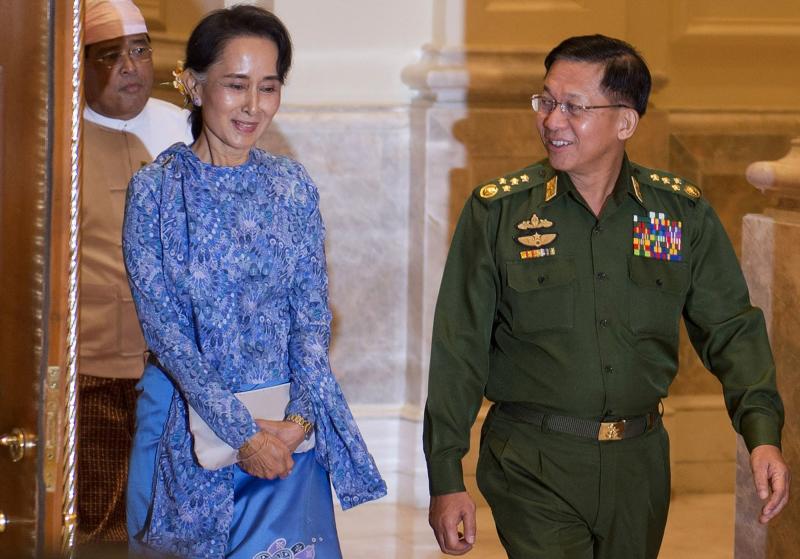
[544,34,651,116]
[185,5,293,139]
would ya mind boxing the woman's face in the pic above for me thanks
[194,35,282,162]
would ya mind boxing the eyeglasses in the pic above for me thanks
[93,46,153,69]
[531,94,632,118]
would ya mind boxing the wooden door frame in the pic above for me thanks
[46,0,82,555]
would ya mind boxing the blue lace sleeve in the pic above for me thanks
[285,384,316,425]
[122,165,258,450]
[286,173,330,423]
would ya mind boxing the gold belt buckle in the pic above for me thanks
[598,420,626,441]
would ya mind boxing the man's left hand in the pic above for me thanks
[750,444,791,523]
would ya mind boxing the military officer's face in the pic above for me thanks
[537,60,634,176]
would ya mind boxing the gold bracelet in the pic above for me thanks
[285,414,313,439]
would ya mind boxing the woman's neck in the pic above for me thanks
[191,128,249,167]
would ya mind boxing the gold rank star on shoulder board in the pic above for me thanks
[478,169,537,200]
[642,166,700,200]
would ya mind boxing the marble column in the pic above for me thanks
[736,139,800,557]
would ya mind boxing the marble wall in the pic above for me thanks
[258,108,412,405]
[737,209,800,557]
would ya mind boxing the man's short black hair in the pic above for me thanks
[544,34,651,116]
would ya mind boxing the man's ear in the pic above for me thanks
[617,107,639,141]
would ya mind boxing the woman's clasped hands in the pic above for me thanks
[236,419,306,479]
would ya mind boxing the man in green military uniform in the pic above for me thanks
[424,35,790,558]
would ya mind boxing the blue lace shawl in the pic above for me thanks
[122,144,386,558]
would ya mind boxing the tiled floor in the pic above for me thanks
[335,493,734,558]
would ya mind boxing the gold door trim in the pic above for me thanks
[61,0,83,554]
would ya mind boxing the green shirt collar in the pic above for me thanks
[542,153,648,211]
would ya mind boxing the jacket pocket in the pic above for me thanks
[79,283,120,356]
[628,257,689,340]
[119,294,146,357]
[506,257,576,333]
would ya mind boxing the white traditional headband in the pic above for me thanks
[85,0,148,45]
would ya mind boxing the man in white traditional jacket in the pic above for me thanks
[78,0,192,544]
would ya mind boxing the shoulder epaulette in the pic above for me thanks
[473,161,555,204]
[632,163,701,200]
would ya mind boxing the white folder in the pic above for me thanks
[188,382,315,471]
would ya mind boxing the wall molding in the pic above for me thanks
[668,110,800,135]
[485,0,587,13]
[671,3,800,44]
[137,0,166,31]
[681,17,800,39]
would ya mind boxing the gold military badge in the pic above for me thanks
[516,212,558,256]
[684,185,701,199]
[479,183,499,199]
[517,213,553,230]
[517,232,557,248]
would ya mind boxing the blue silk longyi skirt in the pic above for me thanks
[127,364,342,558]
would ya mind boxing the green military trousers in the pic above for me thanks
[477,405,671,559]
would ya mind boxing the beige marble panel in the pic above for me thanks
[764,210,800,556]
[736,212,800,557]
[258,108,411,404]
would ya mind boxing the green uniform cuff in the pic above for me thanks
[427,459,466,496]
[740,412,782,452]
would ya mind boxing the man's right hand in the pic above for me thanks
[429,491,477,555]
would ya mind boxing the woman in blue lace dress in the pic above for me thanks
[122,6,386,558]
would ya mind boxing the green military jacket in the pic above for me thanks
[423,155,784,496]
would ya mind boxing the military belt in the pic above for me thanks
[496,402,660,441]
